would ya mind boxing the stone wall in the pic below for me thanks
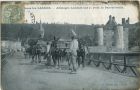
[92,25,129,52]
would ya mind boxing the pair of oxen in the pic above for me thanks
[24,43,87,69]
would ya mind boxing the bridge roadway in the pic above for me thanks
[1,52,139,90]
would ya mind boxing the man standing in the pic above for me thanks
[69,36,79,73]
[77,43,86,68]
[51,36,58,67]
[36,44,42,63]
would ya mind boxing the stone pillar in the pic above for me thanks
[124,28,129,50]
[97,27,104,46]
[115,25,124,49]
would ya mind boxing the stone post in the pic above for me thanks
[97,27,104,46]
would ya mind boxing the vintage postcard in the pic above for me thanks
[1,1,140,90]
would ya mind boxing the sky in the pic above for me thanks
[25,3,139,25]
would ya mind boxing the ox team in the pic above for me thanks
[24,35,87,73]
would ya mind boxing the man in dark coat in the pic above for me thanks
[51,36,58,67]
[77,42,86,68]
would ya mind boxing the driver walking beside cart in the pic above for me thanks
[69,30,79,73]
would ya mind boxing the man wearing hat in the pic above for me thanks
[69,30,79,73]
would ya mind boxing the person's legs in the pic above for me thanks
[71,55,77,72]
[34,54,37,63]
[40,52,43,62]
[57,56,60,68]
[24,52,26,59]
[77,56,81,68]
[46,54,51,65]
[69,54,73,70]
[44,53,48,65]
[52,54,58,67]
[52,56,56,66]
[36,54,38,63]
[38,53,41,63]
[31,55,34,63]
[81,55,85,68]
[66,53,71,70]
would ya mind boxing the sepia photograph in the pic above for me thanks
[1,1,140,90]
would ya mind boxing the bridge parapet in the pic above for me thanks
[87,51,140,77]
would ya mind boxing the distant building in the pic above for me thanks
[93,15,130,52]
[105,15,117,30]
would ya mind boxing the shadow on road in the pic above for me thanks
[32,64,72,74]
[19,62,35,65]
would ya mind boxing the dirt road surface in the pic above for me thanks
[1,52,139,90]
